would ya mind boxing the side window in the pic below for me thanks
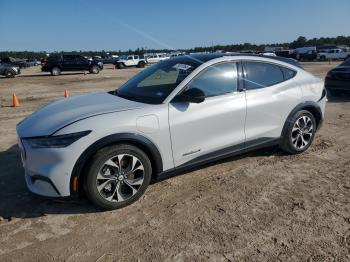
[243,62,284,90]
[280,66,296,81]
[76,56,86,63]
[63,56,75,62]
[134,56,139,60]
[127,56,133,60]
[185,62,238,97]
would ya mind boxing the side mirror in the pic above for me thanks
[176,88,205,103]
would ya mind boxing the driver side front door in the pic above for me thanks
[168,62,246,167]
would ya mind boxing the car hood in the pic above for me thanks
[17,92,144,137]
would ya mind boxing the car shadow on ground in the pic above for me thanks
[0,143,282,219]
[0,145,100,220]
[153,146,282,183]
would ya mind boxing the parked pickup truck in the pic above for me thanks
[145,53,168,64]
[114,55,146,69]
[317,49,350,61]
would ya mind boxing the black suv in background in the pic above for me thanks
[41,55,103,76]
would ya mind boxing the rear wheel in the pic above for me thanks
[84,144,152,210]
[51,67,61,76]
[117,63,125,69]
[137,61,145,68]
[280,110,316,154]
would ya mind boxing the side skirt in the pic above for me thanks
[155,137,280,181]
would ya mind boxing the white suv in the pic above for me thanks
[17,54,326,210]
[114,55,146,69]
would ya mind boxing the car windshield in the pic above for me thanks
[115,60,199,104]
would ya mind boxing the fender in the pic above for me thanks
[280,101,323,138]
[70,133,163,195]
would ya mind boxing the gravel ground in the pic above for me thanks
[0,62,349,261]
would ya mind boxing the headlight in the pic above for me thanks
[25,131,91,148]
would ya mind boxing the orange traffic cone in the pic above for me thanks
[64,89,69,98]
[12,93,20,107]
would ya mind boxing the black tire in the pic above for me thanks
[89,65,100,74]
[51,67,61,76]
[5,70,15,78]
[117,63,125,69]
[84,144,152,210]
[137,61,145,68]
[320,55,326,61]
[280,110,317,154]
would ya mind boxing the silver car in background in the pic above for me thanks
[17,54,326,209]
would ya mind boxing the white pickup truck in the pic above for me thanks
[145,53,168,64]
[114,55,146,69]
[317,49,350,61]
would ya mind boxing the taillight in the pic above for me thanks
[326,70,332,78]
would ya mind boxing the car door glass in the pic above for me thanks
[280,66,296,81]
[185,62,238,97]
[243,62,284,89]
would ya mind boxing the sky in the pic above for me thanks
[0,0,349,51]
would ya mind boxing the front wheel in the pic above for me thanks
[51,67,61,76]
[280,110,316,154]
[89,65,100,74]
[5,70,15,78]
[84,144,152,210]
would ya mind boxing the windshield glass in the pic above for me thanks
[115,60,199,104]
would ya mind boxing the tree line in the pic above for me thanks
[1,35,349,59]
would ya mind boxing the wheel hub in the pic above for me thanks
[291,115,314,150]
[96,154,145,203]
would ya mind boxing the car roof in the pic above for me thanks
[169,53,303,68]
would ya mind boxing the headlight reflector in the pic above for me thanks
[25,131,91,148]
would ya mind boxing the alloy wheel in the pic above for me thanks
[291,115,314,150]
[96,154,145,202]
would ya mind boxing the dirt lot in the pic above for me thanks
[0,62,349,261]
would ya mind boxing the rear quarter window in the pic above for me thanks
[243,61,284,90]
[280,66,296,80]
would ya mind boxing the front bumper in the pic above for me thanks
[18,138,82,198]
[325,78,350,91]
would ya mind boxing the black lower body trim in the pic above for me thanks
[156,137,280,181]
[31,175,61,196]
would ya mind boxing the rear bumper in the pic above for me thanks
[325,78,350,91]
